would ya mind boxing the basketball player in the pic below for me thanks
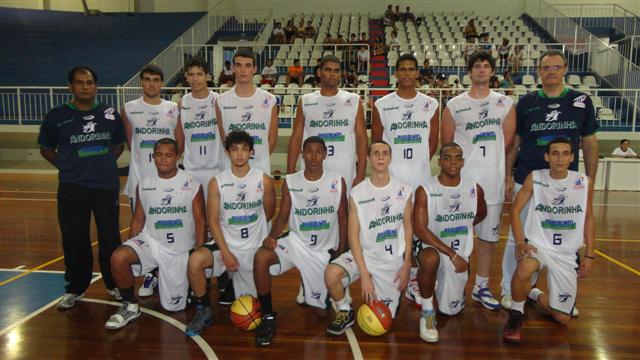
[503,138,595,344]
[122,64,180,298]
[216,49,279,175]
[371,53,439,307]
[500,50,599,312]
[324,141,413,336]
[413,142,487,343]
[185,130,276,336]
[252,136,348,346]
[287,55,368,193]
[105,138,206,330]
[441,51,515,310]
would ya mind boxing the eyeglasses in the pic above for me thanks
[540,65,564,71]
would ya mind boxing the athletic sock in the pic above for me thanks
[336,296,352,311]
[258,293,273,315]
[421,296,434,311]
[119,287,136,303]
[475,275,489,289]
[528,288,543,302]
[512,300,525,314]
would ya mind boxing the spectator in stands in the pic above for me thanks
[489,75,501,89]
[372,36,386,56]
[464,38,478,63]
[509,45,523,74]
[420,60,434,86]
[393,5,402,22]
[464,19,478,42]
[451,78,464,96]
[434,73,451,97]
[261,59,277,87]
[218,60,235,87]
[171,82,186,103]
[357,45,370,74]
[305,58,321,86]
[287,59,304,86]
[296,19,306,39]
[360,32,368,44]
[342,62,357,87]
[206,73,215,88]
[478,33,495,57]
[284,20,297,43]
[611,139,639,158]
[500,69,514,94]
[389,30,400,53]
[498,38,511,69]
[272,22,286,44]
[324,33,335,45]
[304,20,317,39]
[402,6,415,23]
[383,4,394,26]
[335,34,346,45]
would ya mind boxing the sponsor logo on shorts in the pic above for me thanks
[169,295,183,305]
[558,293,572,303]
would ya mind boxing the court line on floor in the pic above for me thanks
[82,298,217,360]
[0,227,130,286]
[331,299,363,360]
[0,274,104,336]
[595,250,640,276]
[12,265,25,270]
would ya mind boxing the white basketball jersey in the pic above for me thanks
[217,88,277,174]
[287,170,343,253]
[350,177,412,268]
[180,91,224,173]
[423,176,478,259]
[139,169,200,253]
[374,92,439,188]
[301,90,360,186]
[215,168,268,250]
[123,98,179,197]
[446,91,513,204]
[525,170,588,254]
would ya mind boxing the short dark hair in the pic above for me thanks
[539,49,567,67]
[439,142,463,157]
[368,140,391,155]
[185,56,209,74]
[153,138,179,154]
[620,139,630,144]
[545,137,573,153]
[225,130,254,152]
[67,66,98,84]
[139,64,164,81]
[468,51,496,71]
[319,55,341,69]
[396,53,418,69]
[303,136,327,151]
[233,49,256,66]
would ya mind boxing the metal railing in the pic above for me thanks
[1,86,637,132]
[612,35,640,65]
[551,3,640,37]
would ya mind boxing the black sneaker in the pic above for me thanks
[503,310,524,344]
[326,309,355,336]
[218,284,235,306]
[255,313,277,346]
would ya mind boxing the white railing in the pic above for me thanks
[612,35,640,65]
[550,3,640,37]
[1,86,638,132]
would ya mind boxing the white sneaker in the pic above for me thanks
[296,284,305,305]
[405,278,423,309]
[105,302,141,330]
[419,310,439,343]
[57,293,84,310]
[138,273,157,297]
[107,288,122,301]
[501,295,512,310]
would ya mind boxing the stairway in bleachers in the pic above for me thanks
[368,19,390,96]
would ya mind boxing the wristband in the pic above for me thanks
[584,255,596,260]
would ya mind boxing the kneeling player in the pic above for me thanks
[253,136,348,346]
[413,142,487,342]
[105,138,206,330]
[324,140,413,336]
[185,130,276,336]
[503,138,595,344]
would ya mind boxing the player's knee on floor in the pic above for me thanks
[417,247,440,270]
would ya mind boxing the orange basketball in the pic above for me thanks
[230,295,262,331]
[357,300,393,336]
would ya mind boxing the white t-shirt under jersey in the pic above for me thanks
[180,91,224,173]
[446,90,513,205]
[216,87,277,175]
[123,98,179,198]
[375,92,439,189]
[300,90,360,188]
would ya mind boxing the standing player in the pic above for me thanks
[216,49,279,175]
[324,141,413,336]
[413,142,487,343]
[252,136,348,346]
[287,55,368,193]
[38,66,125,309]
[185,130,276,336]
[105,138,206,329]
[503,138,595,344]
[500,50,599,311]
[441,51,516,311]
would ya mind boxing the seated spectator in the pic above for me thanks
[463,19,478,42]
[324,33,335,45]
[218,61,235,87]
[419,60,434,85]
[451,79,464,96]
[489,75,501,89]
[509,45,523,73]
[389,30,399,53]
[611,139,639,158]
[433,74,450,97]
[393,5,401,22]
[335,34,346,45]
[287,59,304,86]
[206,73,215,88]
[383,4,394,26]
[342,63,357,87]
[305,58,321,87]
[360,32,368,44]
[478,33,494,57]
[296,19,305,39]
[498,38,510,68]
[402,6,415,23]
[464,39,478,63]
[304,20,317,39]
[357,45,370,73]
[284,20,297,43]
[272,23,286,44]
[500,69,514,94]
[372,36,386,56]
[261,59,277,87]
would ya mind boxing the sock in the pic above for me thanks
[475,275,489,289]
[119,287,136,303]
[528,288,543,302]
[258,293,273,315]
[421,296,434,311]
[336,296,352,311]
[512,300,525,314]
[194,294,209,307]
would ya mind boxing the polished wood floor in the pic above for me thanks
[0,173,639,359]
